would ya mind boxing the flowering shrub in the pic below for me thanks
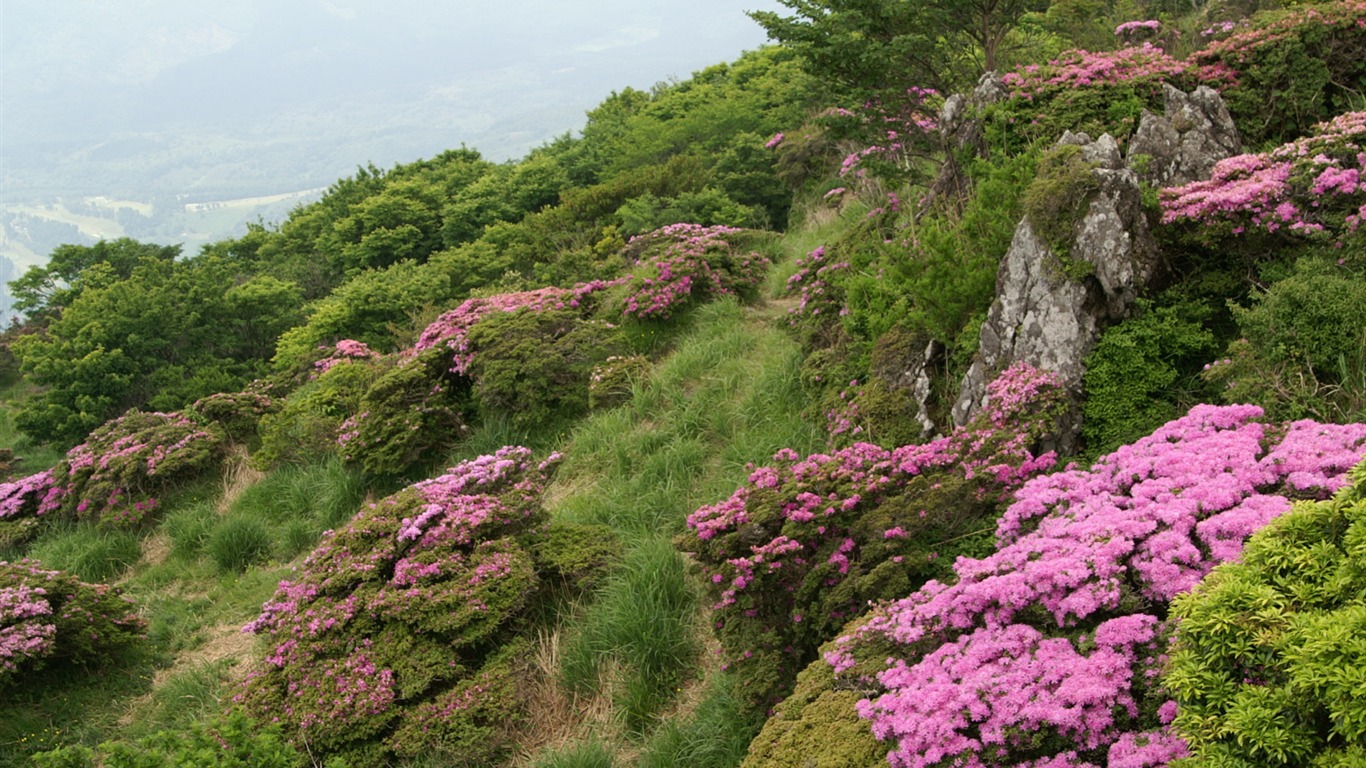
[27,411,224,528]
[681,364,1067,716]
[1,559,144,688]
[238,447,608,763]
[1000,44,1187,102]
[817,405,1366,767]
[1188,0,1366,146]
[312,338,379,376]
[1165,460,1366,767]
[824,88,942,182]
[1160,111,1366,242]
[30,711,300,768]
[0,470,62,548]
[413,282,620,375]
[255,356,381,469]
[618,224,769,320]
[784,245,851,331]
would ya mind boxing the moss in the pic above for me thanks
[1023,143,1100,263]
[741,639,884,768]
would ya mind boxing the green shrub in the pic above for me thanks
[186,389,277,445]
[256,357,383,469]
[338,348,471,478]
[1082,299,1219,455]
[1205,259,1366,422]
[1166,460,1366,766]
[1023,142,1100,259]
[31,711,302,768]
[588,354,651,411]
[467,308,626,428]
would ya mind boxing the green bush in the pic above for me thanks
[588,354,651,411]
[1205,259,1366,422]
[467,308,626,428]
[30,711,302,768]
[1166,460,1366,766]
[1022,142,1100,260]
[338,349,471,478]
[256,357,382,469]
[1082,299,1219,455]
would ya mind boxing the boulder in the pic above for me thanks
[1127,84,1241,188]
[951,132,1160,452]
[920,72,1008,215]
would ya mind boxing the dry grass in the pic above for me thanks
[214,445,263,514]
[115,622,256,727]
[511,627,622,766]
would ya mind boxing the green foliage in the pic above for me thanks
[467,308,626,428]
[1190,0,1366,147]
[588,354,651,411]
[0,559,145,688]
[1083,299,1220,455]
[525,519,623,592]
[8,238,179,316]
[560,537,699,733]
[615,188,759,237]
[206,513,273,573]
[186,389,277,446]
[751,0,1045,98]
[12,256,302,445]
[1205,259,1366,422]
[338,350,471,479]
[28,524,142,583]
[637,674,762,768]
[270,259,453,373]
[1166,461,1366,766]
[533,738,619,768]
[30,711,301,768]
[740,628,886,768]
[256,358,381,469]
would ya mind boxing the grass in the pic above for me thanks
[27,523,143,583]
[531,296,820,762]
[532,738,619,768]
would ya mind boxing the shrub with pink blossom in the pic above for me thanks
[814,405,1366,767]
[1188,0,1366,146]
[822,88,942,183]
[238,447,614,763]
[681,363,1068,716]
[2,410,226,532]
[618,223,770,320]
[1,559,145,688]
[312,338,379,376]
[0,470,63,548]
[1165,460,1366,767]
[1160,111,1366,243]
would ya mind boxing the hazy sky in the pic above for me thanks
[0,0,786,200]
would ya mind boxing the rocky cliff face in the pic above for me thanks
[950,132,1159,452]
[1127,84,1241,187]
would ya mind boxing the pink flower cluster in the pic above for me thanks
[1000,44,1187,100]
[824,404,1366,767]
[313,338,379,375]
[784,245,851,324]
[1161,112,1366,238]
[683,364,1066,713]
[1115,20,1162,36]
[414,281,621,374]
[825,88,940,180]
[239,446,560,756]
[620,223,769,320]
[0,470,62,521]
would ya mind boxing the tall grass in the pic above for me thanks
[539,297,819,758]
[27,523,142,583]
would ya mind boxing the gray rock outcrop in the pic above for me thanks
[1126,84,1241,188]
[951,131,1160,452]
[920,72,1009,216]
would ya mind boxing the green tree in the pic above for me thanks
[9,238,180,315]
[750,0,1043,96]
